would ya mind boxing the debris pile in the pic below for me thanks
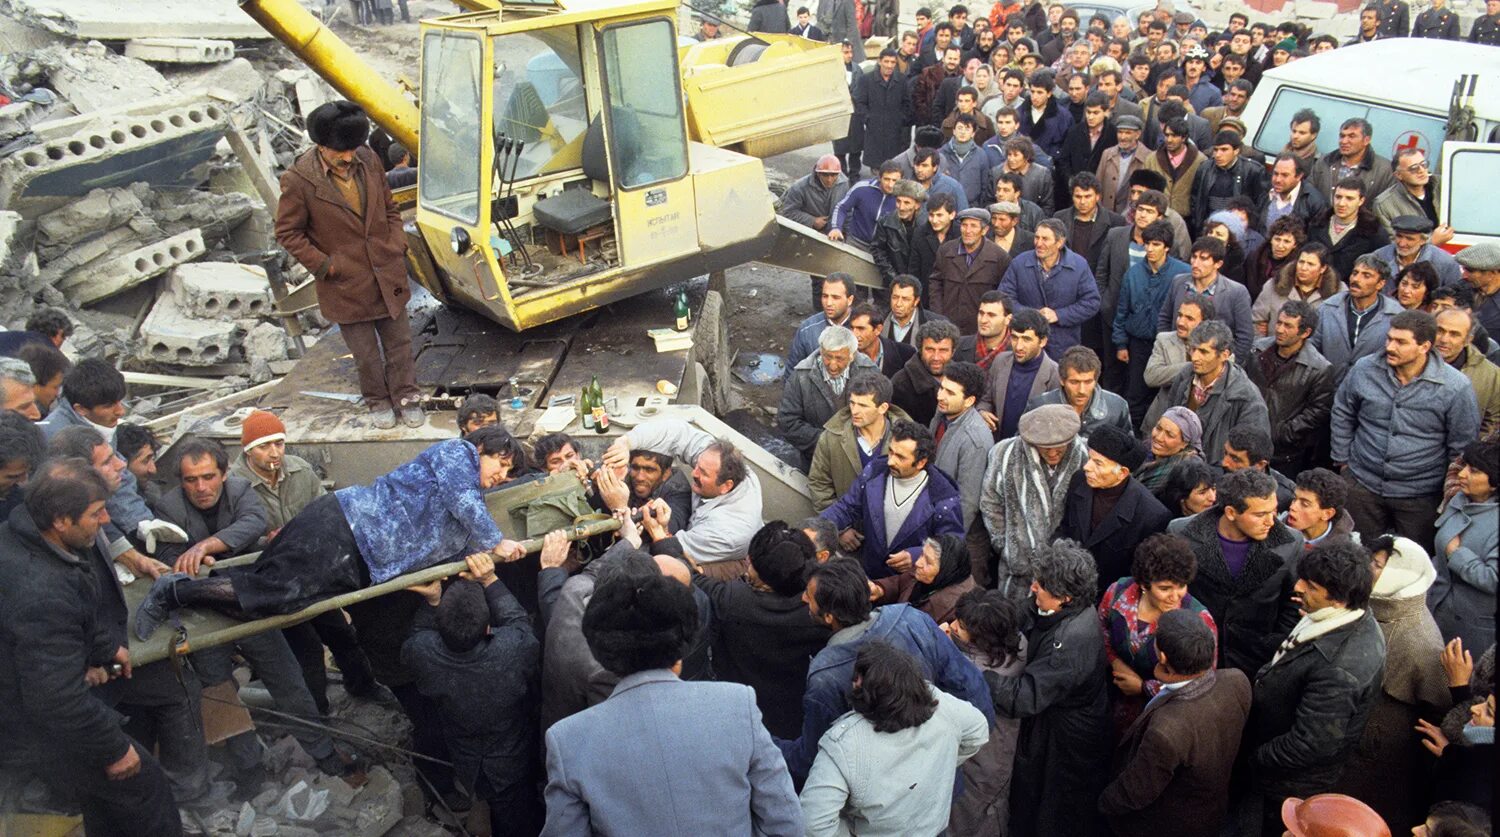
[0,3,359,421]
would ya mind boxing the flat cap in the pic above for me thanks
[1018,404,1081,447]
[1114,114,1144,133]
[1456,242,1500,271]
[1173,10,1195,23]
[1390,215,1435,234]
[989,200,1021,215]
[893,180,929,201]
[957,207,990,223]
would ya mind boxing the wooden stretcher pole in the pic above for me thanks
[163,517,621,659]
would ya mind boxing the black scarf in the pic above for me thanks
[910,533,972,606]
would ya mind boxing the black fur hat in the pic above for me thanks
[306,101,370,151]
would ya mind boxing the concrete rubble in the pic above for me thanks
[0,1,347,423]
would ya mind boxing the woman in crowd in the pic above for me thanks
[800,640,990,837]
[1395,262,1441,313]
[1252,241,1342,336]
[1203,211,1248,286]
[1429,439,1499,654]
[1247,215,1306,304]
[872,533,978,624]
[1134,407,1204,494]
[1097,533,1217,735]
[1159,459,1219,518]
[947,589,1027,837]
[986,539,1109,836]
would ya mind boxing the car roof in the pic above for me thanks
[1259,41,1500,117]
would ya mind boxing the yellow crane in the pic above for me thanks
[239,0,864,332]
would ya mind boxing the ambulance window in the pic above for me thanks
[1253,87,1447,162]
[600,20,688,190]
[1446,148,1500,238]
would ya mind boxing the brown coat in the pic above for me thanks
[1141,144,1205,219]
[928,237,1010,336]
[274,146,409,324]
[872,572,977,624]
[1099,668,1252,837]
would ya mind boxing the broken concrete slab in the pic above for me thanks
[166,57,266,103]
[139,291,244,366]
[0,97,229,208]
[58,228,205,305]
[0,0,274,40]
[245,322,291,365]
[125,38,235,65]
[169,262,274,320]
[0,211,41,322]
[34,183,151,258]
[150,189,259,249]
[22,41,175,114]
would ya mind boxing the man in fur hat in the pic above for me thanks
[275,100,422,430]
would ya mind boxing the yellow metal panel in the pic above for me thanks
[688,143,775,252]
[679,36,851,157]
[615,177,698,265]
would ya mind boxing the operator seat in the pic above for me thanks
[532,116,613,236]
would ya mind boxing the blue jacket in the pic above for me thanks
[787,312,848,366]
[776,604,995,781]
[831,180,896,245]
[544,670,803,835]
[1312,291,1405,381]
[336,439,505,583]
[819,457,965,579]
[1017,97,1073,159]
[938,140,994,207]
[1157,272,1255,361]
[1429,493,1498,653]
[1113,255,1189,346]
[999,247,1102,357]
[919,172,969,219]
[39,399,154,558]
[1331,353,1480,498]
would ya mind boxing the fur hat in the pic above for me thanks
[307,101,370,151]
[1018,404,1081,447]
[1128,169,1168,192]
[893,180,929,201]
[1087,424,1146,472]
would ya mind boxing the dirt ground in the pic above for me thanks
[320,1,830,457]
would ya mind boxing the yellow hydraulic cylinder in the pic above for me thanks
[238,0,422,152]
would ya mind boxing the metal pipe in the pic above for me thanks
[239,0,421,152]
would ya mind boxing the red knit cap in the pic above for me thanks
[241,410,286,451]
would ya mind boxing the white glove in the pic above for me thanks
[137,519,189,555]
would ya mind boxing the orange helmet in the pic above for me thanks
[1281,795,1391,837]
[814,154,843,174]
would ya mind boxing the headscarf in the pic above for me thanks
[911,533,972,606]
[1160,406,1204,457]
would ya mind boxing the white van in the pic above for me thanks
[1238,40,1500,247]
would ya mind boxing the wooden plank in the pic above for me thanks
[123,371,221,390]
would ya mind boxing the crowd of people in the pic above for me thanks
[0,1,1498,835]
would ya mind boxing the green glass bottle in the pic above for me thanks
[580,384,594,430]
[674,291,690,332]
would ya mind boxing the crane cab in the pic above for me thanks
[413,0,784,331]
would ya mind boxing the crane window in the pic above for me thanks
[421,33,484,224]
[492,30,588,180]
[600,20,688,190]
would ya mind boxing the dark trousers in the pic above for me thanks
[115,661,208,803]
[283,611,378,715]
[191,630,336,766]
[390,682,457,799]
[1124,336,1155,428]
[40,741,182,837]
[476,774,543,837]
[339,315,420,411]
[1344,477,1441,547]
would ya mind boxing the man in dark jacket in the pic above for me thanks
[1055,424,1172,593]
[0,460,182,836]
[1016,69,1072,159]
[778,154,851,235]
[1307,178,1391,283]
[1250,541,1386,834]
[819,419,965,579]
[153,436,271,575]
[1247,299,1335,475]
[779,326,878,466]
[1146,321,1271,461]
[849,303,915,378]
[929,208,1011,334]
[747,0,789,31]
[998,219,1102,357]
[1169,469,1305,674]
[778,557,993,781]
[892,319,959,425]
[691,522,830,739]
[912,45,963,130]
[872,180,928,288]
[985,539,1109,837]
[1054,93,1118,201]
[275,101,419,429]
[1099,611,1252,837]
[1257,154,1329,232]
[403,552,541,832]
[1025,345,1133,439]
[882,274,947,348]
[855,49,914,172]
[1307,118,1396,207]
[1189,131,1269,235]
